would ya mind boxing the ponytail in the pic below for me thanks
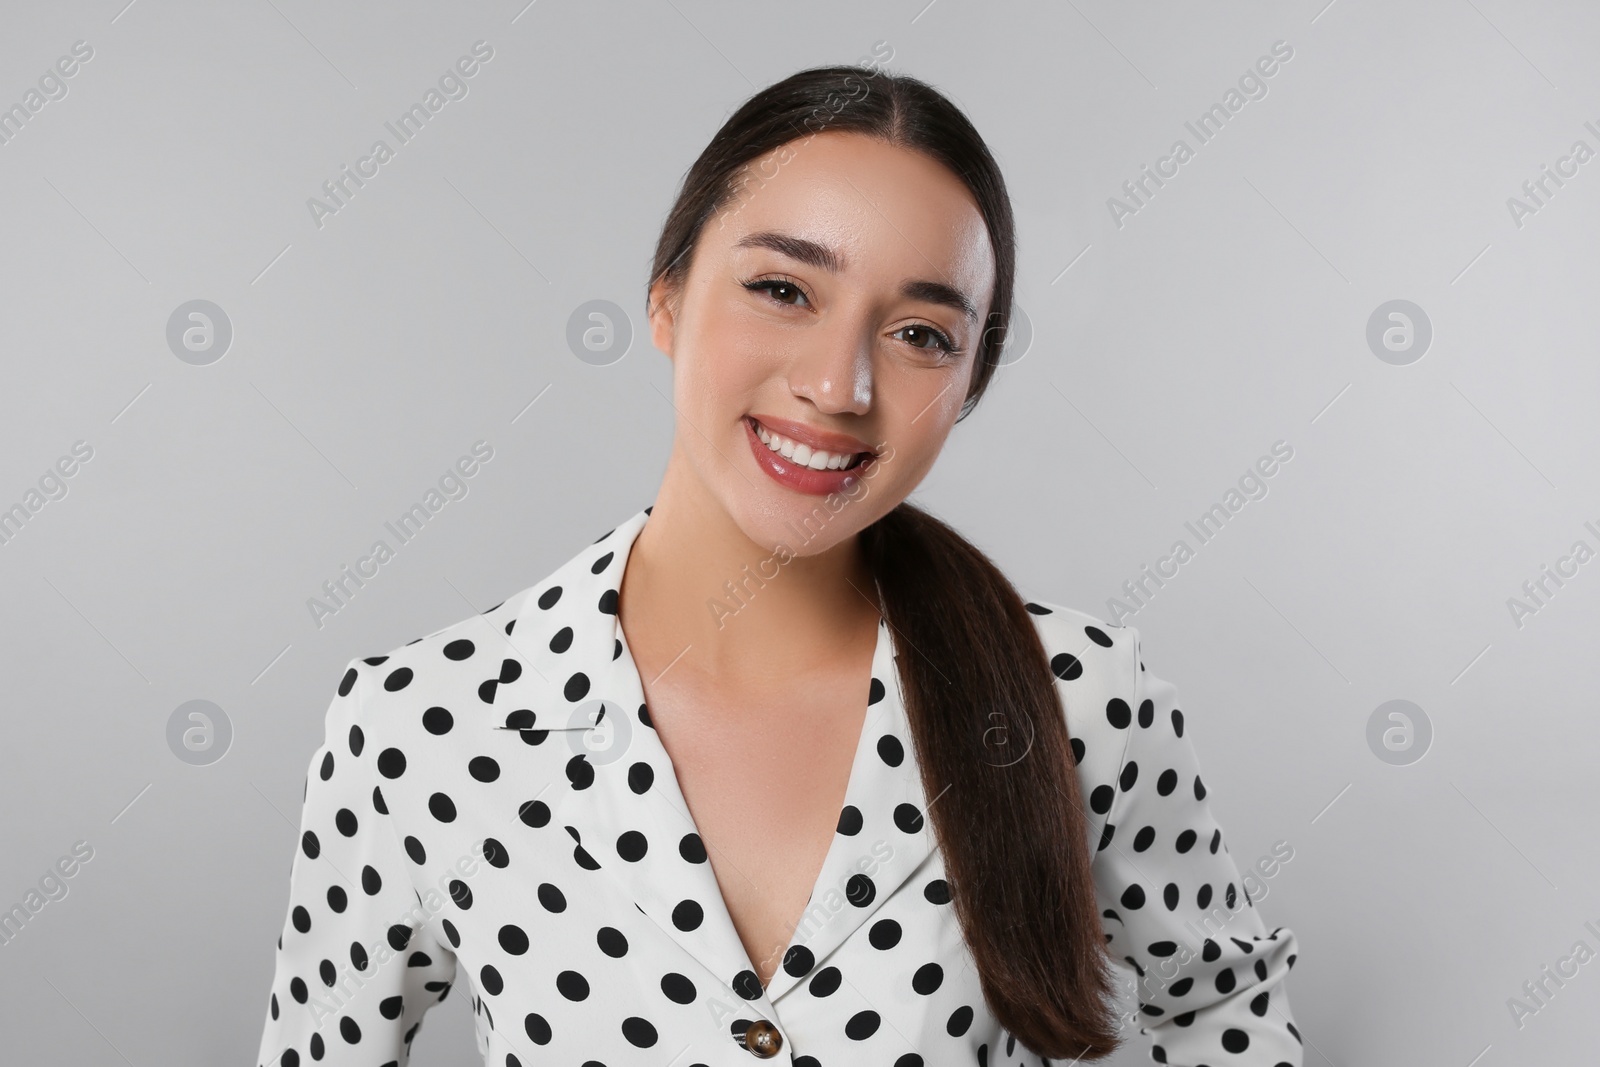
[861,503,1121,1058]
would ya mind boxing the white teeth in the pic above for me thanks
[753,420,860,471]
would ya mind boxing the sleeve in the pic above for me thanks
[1090,626,1305,1067]
[255,657,459,1067]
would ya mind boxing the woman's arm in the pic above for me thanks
[254,657,459,1067]
[1091,627,1305,1066]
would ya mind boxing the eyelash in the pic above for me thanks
[740,276,962,357]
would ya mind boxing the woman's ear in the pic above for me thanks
[647,274,680,360]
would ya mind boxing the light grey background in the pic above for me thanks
[2,0,1597,1063]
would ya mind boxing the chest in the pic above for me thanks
[638,668,871,986]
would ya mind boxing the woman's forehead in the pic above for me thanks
[718,132,995,297]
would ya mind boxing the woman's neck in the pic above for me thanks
[619,462,881,691]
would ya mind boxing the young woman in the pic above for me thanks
[256,64,1304,1066]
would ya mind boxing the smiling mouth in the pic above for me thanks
[746,416,874,470]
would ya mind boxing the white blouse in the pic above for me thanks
[256,504,1304,1066]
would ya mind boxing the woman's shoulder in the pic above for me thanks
[339,581,546,733]
[1016,594,1145,775]
[325,581,576,815]
[1017,594,1142,693]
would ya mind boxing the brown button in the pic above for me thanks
[743,1019,783,1058]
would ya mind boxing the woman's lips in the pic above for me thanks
[743,416,878,496]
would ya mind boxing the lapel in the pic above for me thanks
[488,505,937,1007]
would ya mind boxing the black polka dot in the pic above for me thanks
[893,803,924,833]
[597,927,628,957]
[621,1016,657,1047]
[783,945,815,977]
[679,833,707,863]
[538,883,567,912]
[566,755,595,790]
[912,962,943,994]
[627,761,654,794]
[845,873,877,907]
[1051,652,1083,681]
[732,969,762,1000]
[809,966,842,997]
[661,973,697,1003]
[868,919,902,949]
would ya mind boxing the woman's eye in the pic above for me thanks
[895,324,956,354]
[744,279,808,306]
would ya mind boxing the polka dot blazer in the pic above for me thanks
[256,504,1304,1066]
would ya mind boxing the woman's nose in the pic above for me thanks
[787,320,874,415]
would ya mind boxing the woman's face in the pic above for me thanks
[648,129,997,556]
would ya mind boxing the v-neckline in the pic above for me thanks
[614,612,883,989]
[509,505,939,1006]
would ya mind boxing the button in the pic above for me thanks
[743,1019,782,1058]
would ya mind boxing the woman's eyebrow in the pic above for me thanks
[733,229,978,323]
[900,279,978,324]
[735,230,845,273]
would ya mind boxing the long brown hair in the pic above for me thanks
[646,65,1121,1059]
